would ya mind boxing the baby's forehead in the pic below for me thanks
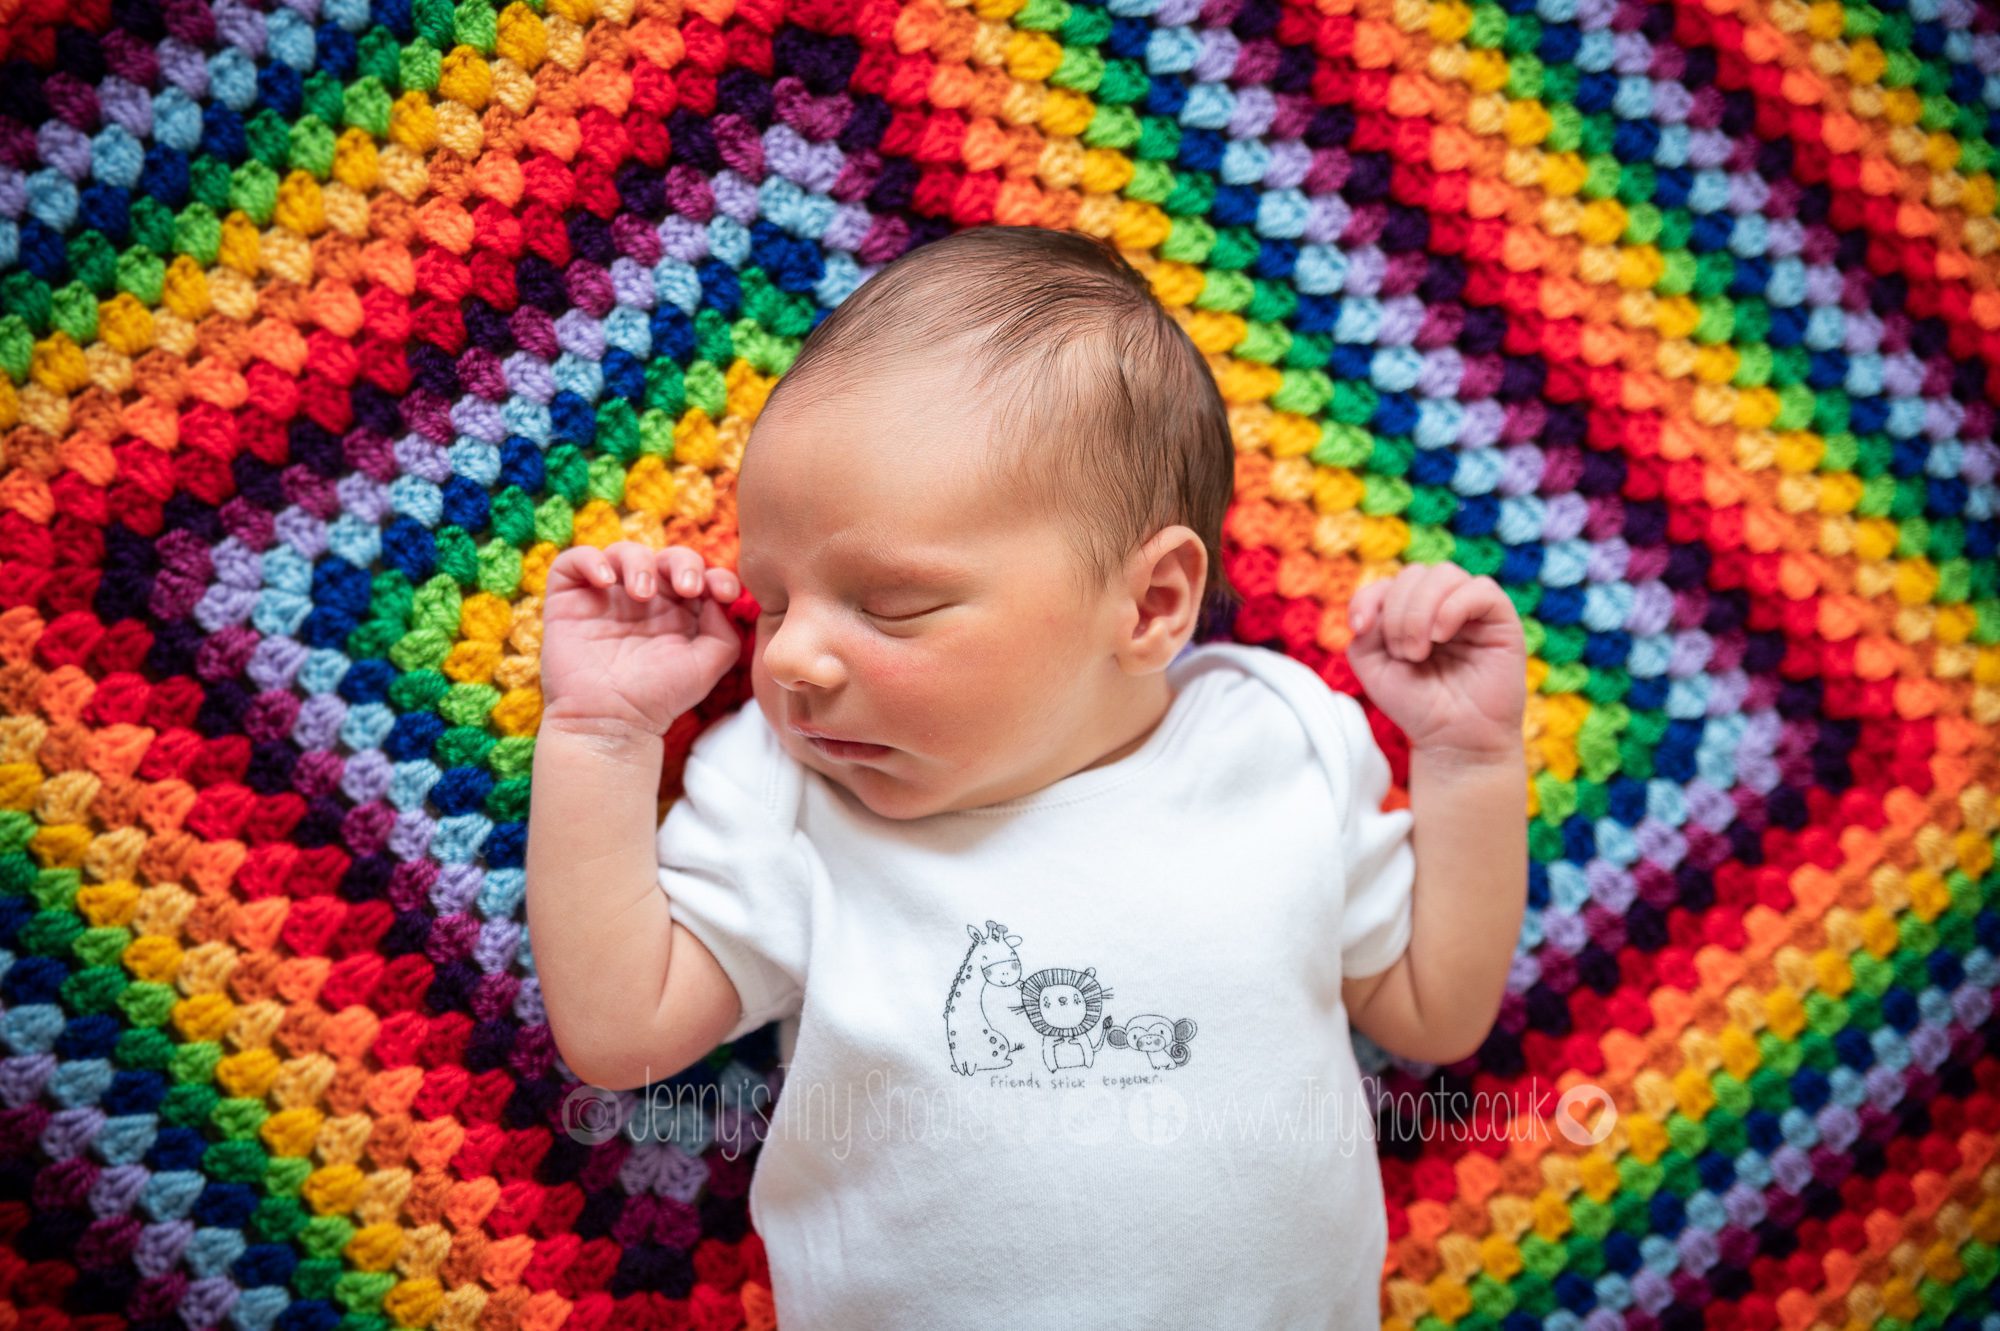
[755,368,1026,484]
[745,336,1082,521]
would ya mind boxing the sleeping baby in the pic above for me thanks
[525,225,1529,1329]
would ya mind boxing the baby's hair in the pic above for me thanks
[759,225,1243,640]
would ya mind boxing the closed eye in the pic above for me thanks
[755,605,947,623]
[866,605,950,623]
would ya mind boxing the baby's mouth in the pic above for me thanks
[800,733,894,761]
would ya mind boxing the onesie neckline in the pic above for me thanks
[942,643,1232,817]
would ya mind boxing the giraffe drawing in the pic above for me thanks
[944,920,1026,1075]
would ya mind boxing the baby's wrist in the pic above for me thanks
[538,708,668,756]
[1407,738,1524,776]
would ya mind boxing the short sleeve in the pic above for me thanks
[657,704,816,1045]
[1326,690,1415,979]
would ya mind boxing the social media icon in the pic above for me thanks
[1554,1083,1617,1145]
[560,1083,624,1145]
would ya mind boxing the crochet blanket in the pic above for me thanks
[0,0,1996,1327]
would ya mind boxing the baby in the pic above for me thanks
[525,226,1529,1329]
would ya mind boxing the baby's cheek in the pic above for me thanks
[851,639,943,697]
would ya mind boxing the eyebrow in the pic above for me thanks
[739,546,979,587]
[850,551,979,585]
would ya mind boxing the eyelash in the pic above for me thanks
[756,606,944,624]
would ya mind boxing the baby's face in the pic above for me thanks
[737,367,1124,820]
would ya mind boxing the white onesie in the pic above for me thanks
[653,640,1416,1329]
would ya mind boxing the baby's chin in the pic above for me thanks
[819,769,933,821]
[804,752,975,822]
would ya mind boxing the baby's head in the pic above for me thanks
[736,226,1240,820]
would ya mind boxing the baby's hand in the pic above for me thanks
[539,540,743,739]
[1345,562,1526,762]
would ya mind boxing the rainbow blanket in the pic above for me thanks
[1,0,1997,1325]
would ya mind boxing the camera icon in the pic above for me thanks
[560,1083,625,1145]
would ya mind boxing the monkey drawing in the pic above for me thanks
[1105,1013,1198,1069]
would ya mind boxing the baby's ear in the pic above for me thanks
[1006,935,1022,947]
[967,925,983,941]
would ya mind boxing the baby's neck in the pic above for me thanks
[1071,673,1175,776]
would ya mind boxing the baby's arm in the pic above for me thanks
[525,719,746,1090]
[1341,743,1527,1066]
[527,540,753,1093]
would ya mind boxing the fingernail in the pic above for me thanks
[680,571,699,593]
[635,572,652,595]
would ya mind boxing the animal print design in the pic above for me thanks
[942,922,1198,1076]
[1105,1014,1200,1068]
[944,920,1027,1075]
[1015,966,1113,1070]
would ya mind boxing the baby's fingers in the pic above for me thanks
[612,542,658,599]
[655,547,740,602]
[1431,575,1520,648]
[1429,575,1496,642]
[549,545,618,592]
[1384,564,1463,661]
[657,547,710,598]
[1348,578,1391,635]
